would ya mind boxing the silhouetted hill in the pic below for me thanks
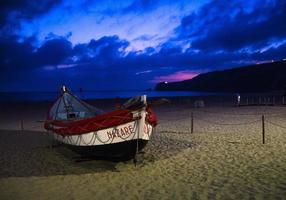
[155,60,286,93]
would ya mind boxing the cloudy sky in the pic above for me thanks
[0,0,285,91]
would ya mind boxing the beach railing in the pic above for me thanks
[188,109,286,144]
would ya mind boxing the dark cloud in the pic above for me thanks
[0,0,62,34]
[73,35,130,67]
[0,35,36,71]
[178,0,286,51]
[88,35,129,62]
[0,35,72,74]
[36,38,72,66]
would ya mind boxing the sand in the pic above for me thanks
[0,98,286,200]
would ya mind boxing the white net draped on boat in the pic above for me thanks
[49,92,103,120]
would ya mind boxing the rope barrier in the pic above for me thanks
[193,109,286,117]
[195,117,261,126]
[265,120,286,129]
[157,130,189,134]
[267,115,286,119]
[158,107,286,118]
[159,116,190,121]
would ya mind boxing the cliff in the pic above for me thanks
[155,60,286,93]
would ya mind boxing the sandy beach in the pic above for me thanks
[0,97,286,200]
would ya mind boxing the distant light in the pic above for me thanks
[283,58,286,61]
[272,60,274,62]
[164,81,168,84]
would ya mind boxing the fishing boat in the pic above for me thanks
[44,86,157,159]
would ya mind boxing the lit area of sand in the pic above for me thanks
[0,99,286,199]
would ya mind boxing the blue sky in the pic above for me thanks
[0,0,286,91]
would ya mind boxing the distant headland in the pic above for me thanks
[155,60,286,93]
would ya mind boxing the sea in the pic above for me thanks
[0,90,231,102]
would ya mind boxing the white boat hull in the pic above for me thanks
[51,120,153,146]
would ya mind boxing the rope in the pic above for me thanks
[265,120,286,129]
[66,134,82,145]
[80,132,97,145]
[95,131,115,144]
[267,115,286,119]
[159,116,190,121]
[193,109,286,116]
[195,117,261,126]
[158,104,286,115]
[157,130,189,134]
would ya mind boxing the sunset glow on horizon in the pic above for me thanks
[151,71,199,83]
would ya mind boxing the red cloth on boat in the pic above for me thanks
[146,107,157,126]
[44,108,157,136]
[44,109,136,135]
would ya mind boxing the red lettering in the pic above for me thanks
[107,125,135,139]
[115,129,119,137]
[124,127,129,134]
[129,125,133,133]
[112,129,117,138]
[107,131,113,139]
[119,128,124,136]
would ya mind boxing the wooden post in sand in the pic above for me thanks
[262,115,265,144]
[191,112,194,133]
